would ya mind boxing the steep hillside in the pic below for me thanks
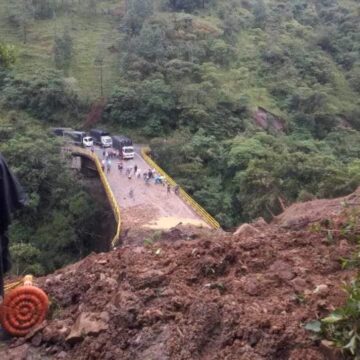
[0,0,359,228]
[2,189,360,359]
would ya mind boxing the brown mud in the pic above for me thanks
[2,190,360,359]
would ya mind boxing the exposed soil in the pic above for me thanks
[2,190,360,359]
[274,187,360,229]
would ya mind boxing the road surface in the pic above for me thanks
[94,147,209,230]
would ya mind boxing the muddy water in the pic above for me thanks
[143,216,209,229]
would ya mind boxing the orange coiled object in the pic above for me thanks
[0,286,49,336]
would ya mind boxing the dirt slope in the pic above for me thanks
[2,191,360,360]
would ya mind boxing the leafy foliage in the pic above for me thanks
[306,277,360,359]
[54,30,73,73]
[0,113,108,274]
[0,0,359,229]
[0,43,16,68]
[0,70,83,123]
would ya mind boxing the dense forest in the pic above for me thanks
[0,47,109,275]
[0,0,359,230]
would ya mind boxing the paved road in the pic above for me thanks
[94,147,209,230]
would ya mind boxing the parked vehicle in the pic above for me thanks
[51,127,73,136]
[90,129,112,148]
[63,131,93,147]
[112,135,135,159]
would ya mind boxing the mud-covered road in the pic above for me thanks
[94,147,208,231]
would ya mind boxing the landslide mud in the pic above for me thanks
[3,190,360,359]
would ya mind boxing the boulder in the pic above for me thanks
[234,224,260,238]
[66,312,109,344]
[0,344,30,360]
[269,260,295,281]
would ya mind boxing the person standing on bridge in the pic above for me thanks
[129,189,134,201]
[174,185,180,195]
[167,183,171,195]
[134,164,138,175]
[106,159,111,173]
[117,160,123,172]
[127,166,132,180]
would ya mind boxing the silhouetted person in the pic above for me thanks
[0,153,26,301]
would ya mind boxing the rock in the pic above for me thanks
[105,277,118,289]
[57,351,67,359]
[54,274,63,283]
[269,260,295,281]
[319,340,343,360]
[243,277,261,296]
[313,284,329,297]
[338,239,351,257]
[252,217,268,227]
[24,321,47,341]
[234,224,260,238]
[43,320,70,343]
[129,270,167,290]
[0,344,30,360]
[281,217,310,230]
[31,332,43,347]
[66,312,109,344]
[291,277,307,293]
[239,239,262,251]
[97,259,108,265]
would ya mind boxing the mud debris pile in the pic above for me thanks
[3,190,360,360]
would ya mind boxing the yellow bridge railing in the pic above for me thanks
[71,148,121,247]
[141,147,221,230]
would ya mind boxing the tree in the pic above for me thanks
[8,0,35,44]
[134,22,168,62]
[0,114,108,274]
[122,0,153,36]
[0,43,16,68]
[54,30,73,74]
[167,0,203,12]
[94,43,106,97]
[32,0,54,19]
[253,0,267,29]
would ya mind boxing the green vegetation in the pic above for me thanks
[0,112,108,275]
[101,0,360,226]
[0,0,359,227]
[0,0,359,261]
[305,207,360,357]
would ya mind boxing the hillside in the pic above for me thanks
[0,0,359,228]
[2,189,360,359]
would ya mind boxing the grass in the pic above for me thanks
[0,0,121,99]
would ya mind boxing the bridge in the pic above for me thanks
[71,145,220,247]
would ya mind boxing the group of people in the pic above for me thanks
[99,148,180,195]
[100,149,121,173]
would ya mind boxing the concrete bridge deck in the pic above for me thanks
[93,147,209,231]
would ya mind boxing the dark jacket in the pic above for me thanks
[0,153,26,233]
[0,153,26,297]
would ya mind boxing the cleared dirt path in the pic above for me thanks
[94,147,209,230]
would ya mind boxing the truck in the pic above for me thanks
[63,131,93,147]
[112,135,135,159]
[51,127,73,137]
[89,129,112,148]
